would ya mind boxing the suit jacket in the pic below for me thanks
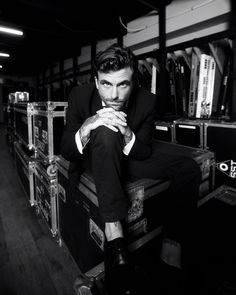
[60,82,157,179]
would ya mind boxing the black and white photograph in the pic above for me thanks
[0,0,236,294]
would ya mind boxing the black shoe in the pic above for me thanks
[104,237,131,295]
[104,237,129,271]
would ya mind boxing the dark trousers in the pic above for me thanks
[87,126,201,245]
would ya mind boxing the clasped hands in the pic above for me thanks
[81,107,132,144]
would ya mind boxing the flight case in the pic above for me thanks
[173,119,205,148]
[154,140,215,197]
[204,121,236,189]
[14,141,36,206]
[34,161,58,236]
[6,126,18,156]
[7,102,15,130]
[14,102,35,149]
[56,140,215,280]
[33,101,67,162]
[56,156,170,277]
[154,120,174,142]
[198,184,236,208]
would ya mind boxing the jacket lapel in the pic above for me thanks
[126,89,137,131]
[91,90,102,115]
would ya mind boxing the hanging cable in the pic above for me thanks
[119,0,216,33]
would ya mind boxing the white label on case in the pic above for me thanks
[178,124,196,129]
[155,126,168,131]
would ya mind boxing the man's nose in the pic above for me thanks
[111,86,118,99]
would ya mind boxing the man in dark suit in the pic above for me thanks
[61,43,201,293]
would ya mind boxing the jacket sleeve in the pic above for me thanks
[60,87,84,161]
[127,92,157,160]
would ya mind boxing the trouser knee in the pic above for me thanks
[90,126,123,153]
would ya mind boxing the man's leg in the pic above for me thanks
[89,127,132,294]
[90,126,127,224]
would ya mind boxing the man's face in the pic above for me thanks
[95,67,134,111]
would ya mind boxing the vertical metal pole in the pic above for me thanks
[36,75,40,101]
[158,1,167,117]
[231,0,236,121]
[50,65,54,101]
[42,70,46,101]
[91,39,97,80]
[73,56,78,85]
[59,60,64,101]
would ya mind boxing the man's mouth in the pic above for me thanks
[107,100,123,104]
[109,102,122,105]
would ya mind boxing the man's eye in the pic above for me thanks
[103,83,111,88]
[119,83,128,88]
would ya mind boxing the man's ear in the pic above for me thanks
[94,77,98,89]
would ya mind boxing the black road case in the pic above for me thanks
[14,102,35,149]
[204,121,236,188]
[3,103,8,125]
[14,141,36,206]
[154,120,174,142]
[56,156,170,276]
[56,141,215,280]
[33,101,67,162]
[6,126,18,156]
[195,184,236,293]
[34,161,58,236]
[198,184,236,208]
[154,140,215,197]
[173,119,204,148]
[7,102,15,130]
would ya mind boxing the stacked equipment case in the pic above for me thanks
[5,102,18,156]
[56,140,215,289]
[14,102,35,149]
[57,156,170,275]
[34,161,58,236]
[32,101,68,236]
[154,120,174,142]
[172,119,236,189]
[13,102,37,207]
[173,119,205,148]
[11,100,68,239]
[14,141,36,206]
[33,101,67,162]
[153,141,215,198]
[204,121,236,189]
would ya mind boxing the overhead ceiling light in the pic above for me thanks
[0,25,23,36]
[0,65,3,68]
[0,53,10,57]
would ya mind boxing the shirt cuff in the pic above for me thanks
[123,132,135,155]
[75,130,83,154]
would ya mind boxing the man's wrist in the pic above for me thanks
[124,128,133,145]
[79,124,90,147]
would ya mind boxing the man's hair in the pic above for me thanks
[93,43,138,80]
